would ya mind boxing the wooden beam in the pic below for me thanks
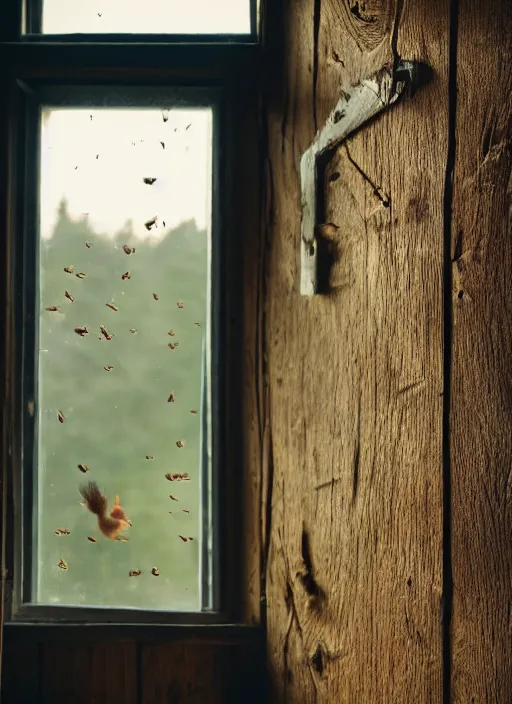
[263,0,449,699]
[40,642,137,704]
[450,0,512,699]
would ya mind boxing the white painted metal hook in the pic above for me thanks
[300,60,419,295]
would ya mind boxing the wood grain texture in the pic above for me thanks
[41,641,137,704]
[141,643,204,703]
[235,81,263,625]
[450,0,512,700]
[1,639,40,704]
[1,630,265,703]
[214,642,267,704]
[263,0,448,700]
[141,640,266,703]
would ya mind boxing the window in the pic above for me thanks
[22,0,257,38]
[37,0,253,36]
[0,0,260,624]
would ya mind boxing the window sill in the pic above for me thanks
[3,621,263,645]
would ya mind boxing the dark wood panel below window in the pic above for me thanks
[1,627,266,703]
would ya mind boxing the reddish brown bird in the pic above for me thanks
[79,480,131,540]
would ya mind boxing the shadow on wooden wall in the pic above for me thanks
[1,626,267,703]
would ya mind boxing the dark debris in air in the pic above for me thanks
[145,216,158,231]
[49,145,207,588]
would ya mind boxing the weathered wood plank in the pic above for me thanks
[450,0,512,700]
[90,642,138,703]
[1,638,40,704]
[140,640,266,704]
[264,0,448,700]
[41,643,91,704]
[214,641,267,704]
[233,81,263,625]
[41,641,137,704]
[140,643,214,703]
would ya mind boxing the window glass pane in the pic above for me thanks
[35,105,212,612]
[38,0,251,34]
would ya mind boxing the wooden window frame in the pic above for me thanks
[0,0,263,630]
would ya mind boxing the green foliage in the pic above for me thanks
[37,201,208,611]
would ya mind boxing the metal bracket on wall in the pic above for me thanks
[300,60,421,296]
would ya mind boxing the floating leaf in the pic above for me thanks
[165,472,189,482]
[146,455,153,460]
[168,343,178,350]
[145,216,158,231]
[177,301,184,309]
[87,536,97,543]
[176,440,184,448]
[190,410,197,414]
[129,328,138,334]
[64,266,74,274]
[143,177,157,185]
[123,244,135,255]
[54,528,70,536]
[76,272,87,279]
[129,569,141,577]
[85,241,92,248]
[122,272,131,280]
[78,463,89,473]
[57,410,65,423]
[65,291,74,302]
[182,509,190,514]
[106,302,118,311]
[99,324,113,341]
[169,495,179,501]
[168,392,175,403]
[46,306,59,312]
[153,293,159,301]
[167,329,175,336]
[178,535,189,542]
[74,326,88,337]
[104,365,114,372]
[151,567,160,576]
[162,110,169,122]
[58,558,68,570]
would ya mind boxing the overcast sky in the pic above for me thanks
[42,0,251,34]
[38,1,248,239]
[40,107,212,241]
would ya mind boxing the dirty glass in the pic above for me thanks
[35,105,213,612]
[37,0,252,34]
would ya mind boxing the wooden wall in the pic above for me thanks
[261,0,511,702]
[1,627,265,703]
[450,0,512,700]
[1,0,511,702]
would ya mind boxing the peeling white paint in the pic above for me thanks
[300,61,418,295]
